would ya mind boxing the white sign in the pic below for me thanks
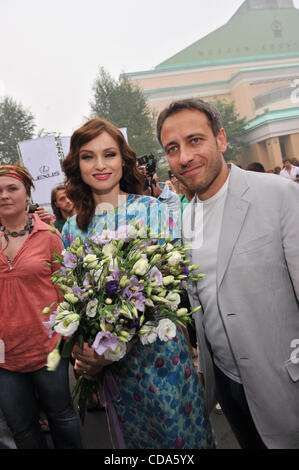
[119,127,128,144]
[60,136,71,158]
[18,136,64,206]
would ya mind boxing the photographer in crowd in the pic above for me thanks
[137,154,181,229]
[280,157,299,182]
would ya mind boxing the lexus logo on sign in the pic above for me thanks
[34,165,60,181]
[39,165,50,175]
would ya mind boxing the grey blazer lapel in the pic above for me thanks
[217,165,250,288]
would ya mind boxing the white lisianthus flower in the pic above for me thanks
[128,225,138,239]
[145,245,159,255]
[139,322,158,345]
[165,292,181,312]
[137,227,147,239]
[114,327,136,341]
[83,254,99,270]
[162,275,175,286]
[47,349,61,371]
[176,308,189,317]
[103,242,117,259]
[91,264,103,283]
[166,243,174,252]
[54,313,80,337]
[64,293,79,304]
[167,251,183,266]
[144,298,155,308]
[86,299,98,317]
[157,319,176,342]
[57,301,71,313]
[132,258,149,276]
[104,342,127,361]
[59,285,73,294]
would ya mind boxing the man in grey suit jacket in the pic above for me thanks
[157,98,299,449]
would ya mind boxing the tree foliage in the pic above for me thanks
[89,67,159,158]
[0,96,36,164]
[210,98,248,161]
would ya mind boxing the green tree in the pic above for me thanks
[89,67,159,158]
[210,98,248,161]
[0,96,36,164]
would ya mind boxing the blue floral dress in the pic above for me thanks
[62,194,216,449]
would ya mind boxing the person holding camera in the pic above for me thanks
[280,158,299,182]
[150,173,182,231]
[0,164,82,449]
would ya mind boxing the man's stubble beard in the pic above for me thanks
[175,148,224,197]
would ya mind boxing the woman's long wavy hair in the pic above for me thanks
[62,118,144,232]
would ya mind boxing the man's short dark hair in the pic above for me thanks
[156,98,223,146]
[246,162,265,173]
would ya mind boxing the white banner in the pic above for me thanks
[60,136,71,158]
[18,136,64,206]
[119,128,128,144]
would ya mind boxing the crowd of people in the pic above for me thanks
[0,98,298,450]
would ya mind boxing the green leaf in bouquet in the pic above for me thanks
[77,334,85,350]
[61,336,77,358]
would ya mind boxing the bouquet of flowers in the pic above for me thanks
[43,223,203,422]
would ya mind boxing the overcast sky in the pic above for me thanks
[0,0,298,136]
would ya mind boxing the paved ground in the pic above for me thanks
[77,404,240,449]
[69,367,240,450]
[45,366,240,449]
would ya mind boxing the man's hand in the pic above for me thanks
[36,206,53,225]
[72,343,112,380]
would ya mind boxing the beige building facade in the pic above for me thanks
[125,0,299,170]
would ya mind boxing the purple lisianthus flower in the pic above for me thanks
[109,268,121,281]
[63,251,78,268]
[123,276,144,298]
[129,291,146,312]
[84,245,95,255]
[149,267,163,287]
[60,266,67,276]
[92,229,116,244]
[43,312,58,338]
[83,272,91,287]
[92,331,119,356]
[115,225,130,241]
[106,280,120,295]
[72,285,86,301]
[104,309,120,324]
[180,263,190,276]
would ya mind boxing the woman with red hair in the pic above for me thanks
[62,118,215,450]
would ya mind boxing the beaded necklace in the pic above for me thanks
[0,214,34,243]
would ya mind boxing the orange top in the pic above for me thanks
[0,214,62,372]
